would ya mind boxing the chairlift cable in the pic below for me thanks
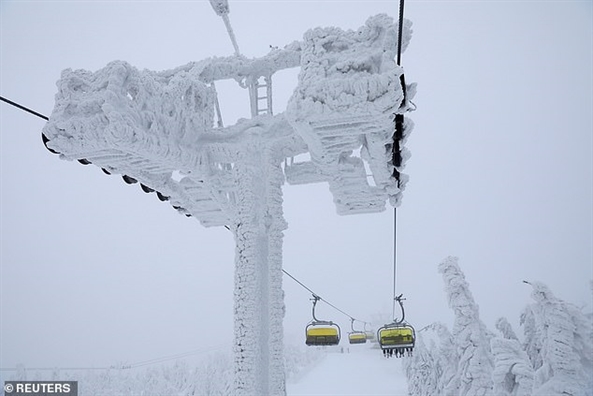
[0,95,49,121]
[396,0,405,67]
[392,208,398,321]
[391,0,406,322]
[376,0,417,357]
[282,268,316,297]
[282,268,365,324]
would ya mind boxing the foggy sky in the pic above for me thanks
[1,0,591,372]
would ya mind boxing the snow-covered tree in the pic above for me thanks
[283,343,323,381]
[438,256,494,395]
[404,258,592,396]
[404,335,440,396]
[523,281,592,396]
[495,317,518,341]
[194,354,232,395]
[491,317,534,396]
[430,322,458,394]
[520,305,543,372]
[7,343,332,395]
[404,322,458,396]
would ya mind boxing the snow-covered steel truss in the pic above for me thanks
[42,13,414,396]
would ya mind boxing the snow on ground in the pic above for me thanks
[287,344,408,396]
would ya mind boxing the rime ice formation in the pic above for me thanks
[286,14,415,212]
[42,14,413,222]
[41,14,414,396]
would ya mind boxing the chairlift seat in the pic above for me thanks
[348,332,367,344]
[306,323,340,346]
[378,324,415,350]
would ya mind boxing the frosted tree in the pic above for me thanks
[523,281,593,396]
[491,317,534,396]
[430,322,458,394]
[194,354,233,396]
[495,317,518,341]
[520,305,543,373]
[438,256,494,396]
[283,343,323,381]
[404,322,457,396]
[404,335,440,396]
[404,258,591,396]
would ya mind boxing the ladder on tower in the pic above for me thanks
[249,75,273,117]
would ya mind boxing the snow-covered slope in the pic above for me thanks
[287,346,408,396]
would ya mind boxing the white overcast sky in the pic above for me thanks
[1,0,591,371]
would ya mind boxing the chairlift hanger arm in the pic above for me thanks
[350,318,366,333]
[392,293,406,324]
[311,294,321,322]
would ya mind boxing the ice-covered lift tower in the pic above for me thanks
[41,2,414,394]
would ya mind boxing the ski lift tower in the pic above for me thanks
[41,2,415,395]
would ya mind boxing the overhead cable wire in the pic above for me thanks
[396,0,405,67]
[127,344,226,369]
[282,268,316,296]
[391,0,406,322]
[392,208,398,320]
[282,268,366,325]
[1,95,49,121]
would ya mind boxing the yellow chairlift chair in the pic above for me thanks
[305,295,341,346]
[348,318,367,344]
[377,294,415,357]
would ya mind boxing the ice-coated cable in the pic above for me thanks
[396,0,405,67]
[0,95,49,121]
